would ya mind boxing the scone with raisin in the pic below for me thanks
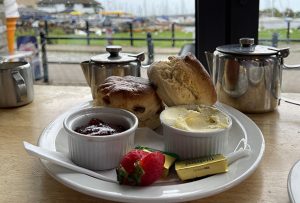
[96,76,164,129]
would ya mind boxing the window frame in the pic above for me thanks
[195,0,259,69]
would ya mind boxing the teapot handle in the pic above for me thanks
[141,64,150,70]
[136,64,150,78]
[268,47,300,70]
[283,64,300,70]
[128,52,145,62]
[128,52,147,77]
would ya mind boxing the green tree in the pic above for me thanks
[284,8,294,17]
[295,11,300,18]
[259,8,282,17]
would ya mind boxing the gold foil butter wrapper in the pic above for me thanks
[135,146,178,177]
[175,154,228,181]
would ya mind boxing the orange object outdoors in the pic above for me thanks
[6,17,18,54]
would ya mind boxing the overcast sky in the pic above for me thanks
[97,0,299,16]
[260,0,300,12]
[97,0,194,16]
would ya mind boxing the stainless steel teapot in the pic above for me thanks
[81,45,145,98]
[205,38,300,113]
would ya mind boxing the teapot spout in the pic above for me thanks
[204,51,213,75]
[80,61,91,86]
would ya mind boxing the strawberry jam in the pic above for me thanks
[75,118,126,136]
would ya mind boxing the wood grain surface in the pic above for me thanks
[0,85,299,203]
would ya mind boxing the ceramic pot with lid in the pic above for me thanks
[206,38,300,113]
[81,45,145,99]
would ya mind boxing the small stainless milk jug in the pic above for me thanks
[0,62,34,107]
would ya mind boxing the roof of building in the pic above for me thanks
[16,0,38,7]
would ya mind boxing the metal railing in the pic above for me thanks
[39,28,194,82]
[43,20,194,47]
[259,38,300,46]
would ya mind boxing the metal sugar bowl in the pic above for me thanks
[206,38,300,113]
[81,45,145,98]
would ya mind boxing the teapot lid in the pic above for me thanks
[91,45,145,63]
[216,38,279,56]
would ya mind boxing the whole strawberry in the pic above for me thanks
[136,151,165,186]
[118,149,149,184]
[116,149,165,186]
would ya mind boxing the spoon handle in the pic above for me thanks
[23,141,117,183]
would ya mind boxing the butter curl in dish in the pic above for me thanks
[160,105,232,160]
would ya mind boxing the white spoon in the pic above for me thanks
[23,141,118,183]
[23,140,251,185]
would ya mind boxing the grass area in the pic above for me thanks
[52,31,193,48]
[16,27,300,48]
[259,28,300,39]
[16,27,193,48]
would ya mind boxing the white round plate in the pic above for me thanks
[288,160,300,203]
[37,102,265,203]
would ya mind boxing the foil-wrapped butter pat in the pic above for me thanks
[175,154,228,181]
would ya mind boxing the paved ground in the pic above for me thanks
[36,43,300,93]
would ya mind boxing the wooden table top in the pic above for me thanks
[1,85,300,203]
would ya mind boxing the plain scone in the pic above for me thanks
[147,53,217,106]
[96,76,163,129]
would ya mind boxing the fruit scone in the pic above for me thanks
[96,75,164,129]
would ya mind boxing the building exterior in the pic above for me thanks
[36,0,102,14]
[16,0,38,8]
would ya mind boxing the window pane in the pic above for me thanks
[259,0,300,93]
[14,0,195,84]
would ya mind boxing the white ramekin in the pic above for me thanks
[63,107,138,170]
[160,105,232,160]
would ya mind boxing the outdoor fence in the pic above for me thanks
[43,20,194,47]
[39,21,195,82]
[38,20,300,83]
[259,20,300,46]
[259,37,300,46]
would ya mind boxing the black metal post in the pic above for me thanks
[40,31,49,83]
[86,20,90,45]
[272,32,279,47]
[287,20,291,44]
[129,22,133,46]
[171,23,175,47]
[44,20,48,36]
[146,32,154,64]
[44,20,50,44]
